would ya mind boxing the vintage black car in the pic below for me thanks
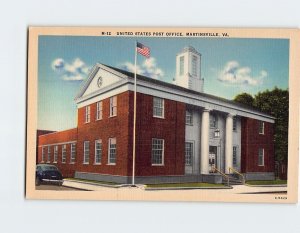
[36,164,63,186]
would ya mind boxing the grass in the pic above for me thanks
[65,178,119,186]
[246,179,287,185]
[145,182,225,188]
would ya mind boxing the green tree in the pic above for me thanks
[233,93,255,107]
[233,87,289,163]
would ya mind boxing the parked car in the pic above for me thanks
[36,164,63,186]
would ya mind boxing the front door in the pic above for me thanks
[209,146,218,173]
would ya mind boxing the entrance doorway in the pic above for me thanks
[209,146,218,173]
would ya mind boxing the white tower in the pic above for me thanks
[174,46,204,92]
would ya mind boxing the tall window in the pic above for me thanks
[233,116,237,131]
[186,110,193,125]
[110,96,117,117]
[108,138,116,164]
[85,105,90,123]
[54,145,58,163]
[62,144,66,163]
[41,147,45,162]
[259,121,265,134]
[96,101,103,120]
[233,146,237,166]
[192,55,198,76]
[185,142,193,166]
[47,146,51,163]
[95,140,102,164]
[83,141,90,164]
[151,138,164,165]
[258,148,264,166]
[70,143,76,163]
[210,114,217,128]
[179,56,184,75]
[153,97,164,118]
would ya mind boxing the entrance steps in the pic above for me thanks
[222,174,244,185]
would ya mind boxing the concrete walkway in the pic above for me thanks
[63,179,287,194]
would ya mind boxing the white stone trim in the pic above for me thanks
[38,140,77,147]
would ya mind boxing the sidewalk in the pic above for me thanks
[63,179,287,194]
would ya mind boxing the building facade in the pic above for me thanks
[37,47,275,184]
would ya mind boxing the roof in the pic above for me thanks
[104,64,273,118]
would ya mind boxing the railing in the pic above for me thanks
[229,167,245,184]
[213,167,230,187]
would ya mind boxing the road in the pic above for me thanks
[35,184,87,191]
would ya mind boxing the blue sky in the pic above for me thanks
[38,36,289,131]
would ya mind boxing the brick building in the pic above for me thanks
[37,46,275,184]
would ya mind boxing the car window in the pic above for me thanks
[40,165,58,171]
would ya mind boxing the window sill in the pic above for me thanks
[94,163,101,165]
[109,115,117,118]
[258,165,265,167]
[53,161,57,164]
[61,162,66,164]
[69,162,75,164]
[259,133,265,135]
[95,118,103,121]
[46,161,51,163]
[151,164,164,166]
[83,162,90,165]
[107,163,116,166]
[153,115,165,119]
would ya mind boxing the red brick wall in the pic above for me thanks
[134,93,186,176]
[241,117,275,173]
[37,128,78,177]
[76,91,131,176]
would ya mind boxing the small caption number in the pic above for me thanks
[275,196,287,200]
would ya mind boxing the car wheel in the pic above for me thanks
[35,177,41,186]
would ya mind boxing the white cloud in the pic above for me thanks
[218,61,267,86]
[51,58,90,81]
[120,57,164,80]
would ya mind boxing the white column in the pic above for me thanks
[225,113,233,174]
[201,109,210,174]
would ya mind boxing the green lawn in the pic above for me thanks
[65,178,119,185]
[246,180,287,185]
[146,182,225,188]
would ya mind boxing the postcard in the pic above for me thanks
[26,27,299,203]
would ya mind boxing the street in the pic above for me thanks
[35,184,87,191]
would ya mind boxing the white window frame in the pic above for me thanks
[192,55,197,76]
[153,97,164,118]
[70,143,76,164]
[259,121,265,135]
[83,141,90,164]
[41,147,45,162]
[151,138,164,166]
[96,101,103,120]
[258,148,264,166]
[53,145,58,163]
[94,139,102,165]
[110,96,117,117]
[186,110,193,125]
[108,138,116,165]
[47,146,51,163]
[62,144,66,163]
[185,141,194,166]
[85,105,91,123]
[233,146,237,166]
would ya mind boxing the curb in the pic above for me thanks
[143,186,233,191]
[63,179,122,188]
[245,184,287,187]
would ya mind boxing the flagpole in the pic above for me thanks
[132,40,137,186]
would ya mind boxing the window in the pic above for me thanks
[41,147,45,162]
[54,145,58,163]
[70,143,76,163]
[259,121,265,134]
[83,141,90,164]
[95,140,102,164]
[179,56,184,75]
[258,148,264,166]
[96,101,103,120]
[108,138,116,164]
[233,116,237,131]
[85,105,90,123]
[210,114,217,128]
[192,55,197,76]
[153,97,164,118]
[151,138,164,165]
[185,142,193,166]
[62,144,66,163]
[47,146,51,163]
[186,110,193,125]
[110,96,117,117]
[233,146,237,166]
